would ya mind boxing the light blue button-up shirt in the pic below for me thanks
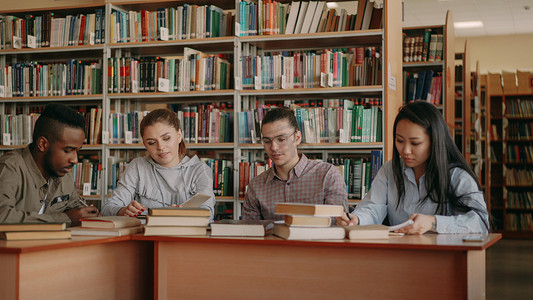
[354,160,489,234]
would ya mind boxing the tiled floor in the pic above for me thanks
[487,239,533,300]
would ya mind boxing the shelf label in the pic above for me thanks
[158,78,170,92]
[254,76,261,90]
[388,61,397,91]
[132,80,139,93]
[82,183,91,196]
[125,131,133,144]
[102,131,109,144]
[89,32,95,45]
[13,36,21,49]
[28,35,37,48]
[235,22,240,36]
[160,27,169,41]
[0,85,5,97]
[2,133,11,146]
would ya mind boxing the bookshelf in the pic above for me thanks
[479,73,491,211]
[402,10,455,133]
[488,72,533,238]
[454,40,472,163]
[0,0,403,220]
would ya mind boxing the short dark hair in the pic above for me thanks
[32,103,86,144]
[261,107,299,132]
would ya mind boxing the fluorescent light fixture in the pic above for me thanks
[326,2,339,9]
[454,21,484,29]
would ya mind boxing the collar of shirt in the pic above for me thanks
[265,153,308,184]
[23,146,50,189]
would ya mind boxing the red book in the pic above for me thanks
[141,10,148,42]
[78,15,87,45]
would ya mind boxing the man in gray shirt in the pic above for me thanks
[0,103,100,226]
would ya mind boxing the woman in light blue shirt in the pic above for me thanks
[338,101,489,234]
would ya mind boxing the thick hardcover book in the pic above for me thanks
[144,225,207,236]
[146,216,210,227]
[149,207,210,217]
[344,224,389,240]
[0,223,66,232]
[0,230,71,241]
[284,215,332,227]
[80,216,142,229]
[69,226,143,236]
[275,203,344,217]
[273,224,344,240]
[210,219,274,237]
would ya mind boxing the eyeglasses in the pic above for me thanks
[261,131,297,146]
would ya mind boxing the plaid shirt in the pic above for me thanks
[243,154,348,220]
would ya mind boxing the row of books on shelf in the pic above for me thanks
[507,191,533,210]
[73,159,102,196]
[241,47,381,90]
[505,213,533,232]
[505,168,533,186]
[0,61,102,98]
[505,98,533,117]
[238,101,382,144]
[1,106,101,146]
[110,4,234,44]
[107,49,231,93]
[403,30,443,63]
[238,0,382,37]
[403,70,443,104]
[506,122,533,140]
[0,9,105,49]
[201,158,234,196]
[329,150,382,199]
[506,144,533,163]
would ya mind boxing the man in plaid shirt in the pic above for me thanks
[242,107,348,220]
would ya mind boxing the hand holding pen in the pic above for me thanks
[336,212,358,226]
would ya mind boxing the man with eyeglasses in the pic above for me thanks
[0,103,100,226]
[243,107,348,220]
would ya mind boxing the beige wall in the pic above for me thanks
[455,34,533,74]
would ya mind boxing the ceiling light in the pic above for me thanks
[454,21,484,29]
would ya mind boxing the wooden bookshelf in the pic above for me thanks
[0,0,403,220]
[488,72,533,238]
[402,10,455,133]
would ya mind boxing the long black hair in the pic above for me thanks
[392,101,488,229]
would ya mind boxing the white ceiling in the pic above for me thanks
[402,0,533,37]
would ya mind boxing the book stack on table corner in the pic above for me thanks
[273,203,345,240]
[69,216,143,236]
[144,207,210,236]
[0,223,71,240]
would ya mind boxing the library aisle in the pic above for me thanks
[487,239,533,300]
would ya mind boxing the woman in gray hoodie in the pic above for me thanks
[102,109,216,220]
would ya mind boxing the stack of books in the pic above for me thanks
[69,216,143,236]
[0,223,71,240]
[144,207,210,236]
[273,203,345,240]
[210,219,274,237]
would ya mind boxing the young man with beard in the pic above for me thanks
[242,107,348,220]
[0,103,99,226]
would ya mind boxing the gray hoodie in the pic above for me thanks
[102,154,215,220]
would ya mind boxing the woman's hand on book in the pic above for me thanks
[336,213,358,226]
[118,201,146,218]
[395,214,435,235]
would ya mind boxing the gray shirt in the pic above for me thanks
[102,155,216,220]
[354,160,489,234]
[0,146,82,225]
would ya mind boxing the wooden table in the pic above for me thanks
[1,233,500,300]
[134,233,501,300]
[0,236,153,300]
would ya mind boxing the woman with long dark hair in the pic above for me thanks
[337,101,489,234]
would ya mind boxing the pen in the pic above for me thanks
[346,212,351,220]
[78,197,89,207]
